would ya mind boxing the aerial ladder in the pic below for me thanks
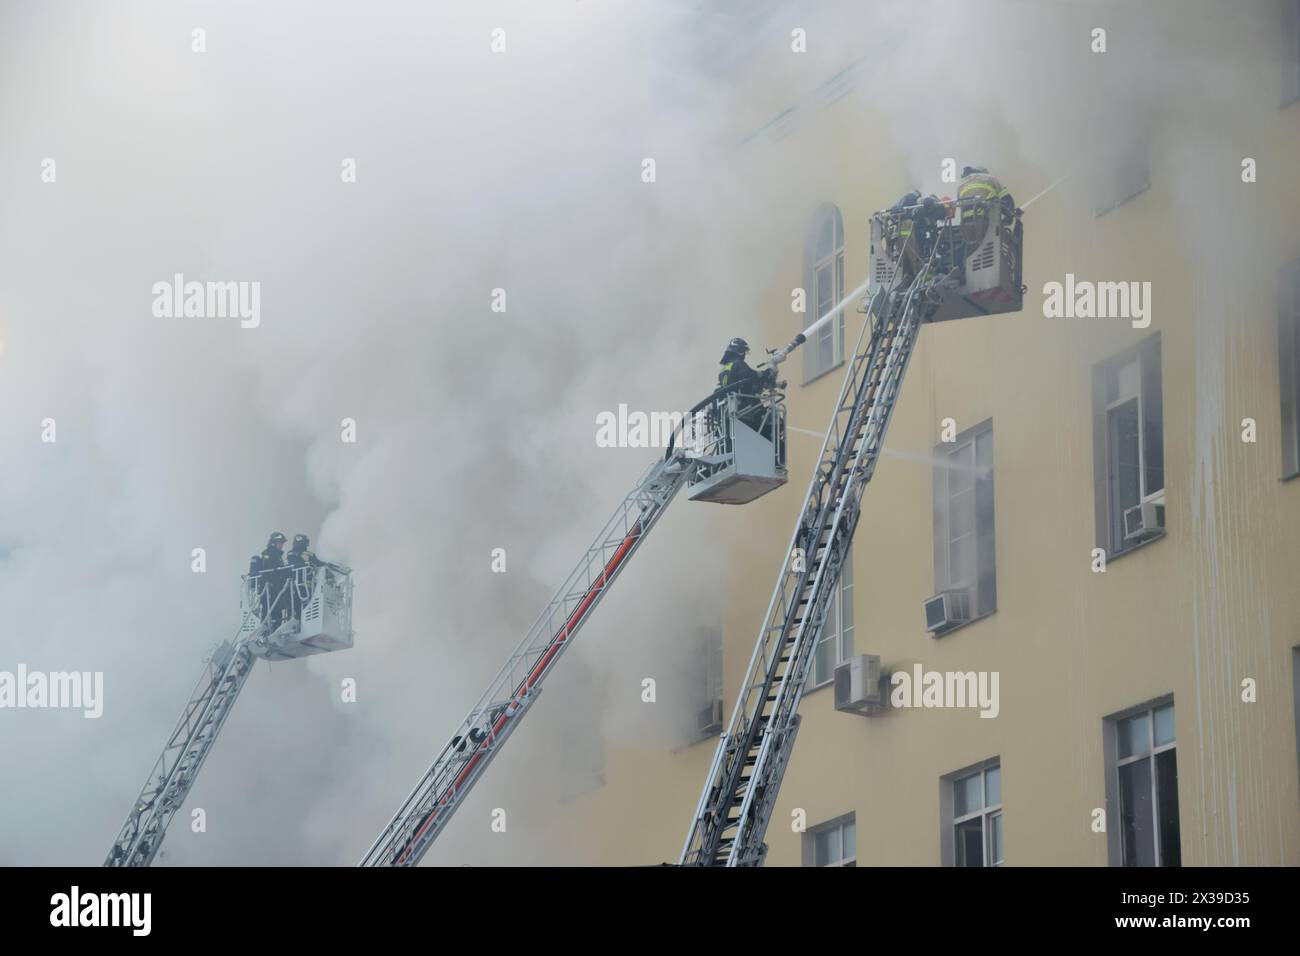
[105,562,354,867]
[362,194,1022,868]
[679,199,1024,866]
[360,349,804,866]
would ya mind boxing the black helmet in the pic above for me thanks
[268,532,287,546]
[962,165,988,177]
[725,337,750,355]
[292,534,310,551]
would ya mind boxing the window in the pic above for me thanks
[932,421,996,627]
[691,628,725,743]
[943,762,1002,866]
[1093,335,1164,556]
[807,546,853,688]
[803,814,856,867]
[1284,0,1300,106]
[1279,260,1300,477]
[1106,701,1180,866]
[1292,649,1300,795]
[803,204,845,383]
[1092,134,1150,216]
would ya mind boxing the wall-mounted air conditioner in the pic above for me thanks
[696,699,724,737]
[924,588,971,634]
[834,654,884,716]
[1123,500,1165,542]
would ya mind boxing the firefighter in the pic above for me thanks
[888,190,922,283]
[247,550,265,621]
[255,531,289,624]
[889,191,947,285]
[285,533,325,618]
[958,165,1015,249]
[718,337,776,434]
[914,194,948,275]
[285,534,323,573]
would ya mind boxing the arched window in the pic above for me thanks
[803,204,845,383]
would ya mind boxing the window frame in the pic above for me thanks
[691,627,725,744]
[932,420,997,629]
[802,813,857,867]
[1093,133,1151,218]
[1279,259,1300,479]
[702,627,723,710]
[1292,648,1300,796]
[802,204,847,385]
[806,545,854,690]
[941,759,1003,867]
[1283,0,1300,108]
[1104,697,1180,867]
[1092,334,1165,558]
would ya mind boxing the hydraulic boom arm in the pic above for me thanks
[105,637,256,867]
[360,454,690,866]
[106,565,354,867]
[680,270,940,866]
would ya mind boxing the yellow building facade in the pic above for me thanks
[541,1,1300,867]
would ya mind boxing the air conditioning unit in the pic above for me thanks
[924,588,971,634]
[696,699,724,737]
[834,654,884,716]
[1123,500,1166,542]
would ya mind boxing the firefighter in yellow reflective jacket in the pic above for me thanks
[958,165,1015,249]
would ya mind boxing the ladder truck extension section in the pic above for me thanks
[363,195,1021,868]
[361,349,804,867]
[105,564,354,867]
[679,198,1024,866]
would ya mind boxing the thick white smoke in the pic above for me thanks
[1,0,1288,865]
[0,0,789,865]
